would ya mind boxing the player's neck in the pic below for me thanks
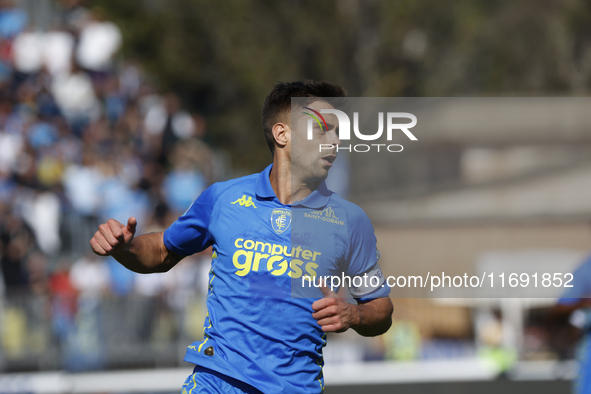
[270,158,318,205]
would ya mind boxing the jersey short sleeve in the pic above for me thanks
[163,183,218,256]
[345,206,389,302]
[346,210,378,276]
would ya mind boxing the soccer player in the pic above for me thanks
[556,254,591,394]
[90,80,393,393]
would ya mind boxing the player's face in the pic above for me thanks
[290,100,340,184]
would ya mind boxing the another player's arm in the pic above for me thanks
[553,299,591,315]
[90,217,185,274]
[312,286,393,337]
[553,262,591,315]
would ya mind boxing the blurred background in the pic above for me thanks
[0,0,590,393]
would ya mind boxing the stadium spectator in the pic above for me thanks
[43,29,75,76]
[0,211,35,297]
[12,30,44,74]
[162,145,207,215]
[75,8,121,73]
[69,252,110,298]
[51,60,101,134]
[0,0,27,40]
[21,188,61,255]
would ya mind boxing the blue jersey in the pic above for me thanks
[558,255,591,394]
[163,164,389,393]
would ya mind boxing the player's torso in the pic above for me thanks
[189,183,350,393]
[209,189,349,294]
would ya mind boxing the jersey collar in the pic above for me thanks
[294,181,331,210]
[255,164,276,199]
[255,164,331,209]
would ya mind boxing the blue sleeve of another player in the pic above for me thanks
[163,183,218,256]
[558,255,591,306]
[346,207,390,301]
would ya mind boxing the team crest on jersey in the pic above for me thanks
[271,208,291,234]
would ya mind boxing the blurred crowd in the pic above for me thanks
[0,0,225,368]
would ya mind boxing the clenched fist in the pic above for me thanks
[90,217,137,256]
[311,280,359,333]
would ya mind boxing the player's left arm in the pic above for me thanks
[312,205,394,336]
[312,289,393,336]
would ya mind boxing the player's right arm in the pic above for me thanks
[90,217,184,273]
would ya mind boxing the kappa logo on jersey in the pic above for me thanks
[231,195,257,208]
[271,208,291,234]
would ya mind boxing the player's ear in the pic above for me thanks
[272,123,290,148]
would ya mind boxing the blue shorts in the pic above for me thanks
[181,365,263,394]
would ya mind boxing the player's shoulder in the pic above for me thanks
[204,172,259,201]
[328,192,371,224]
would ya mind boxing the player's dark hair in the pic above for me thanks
[262,80,347,156]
